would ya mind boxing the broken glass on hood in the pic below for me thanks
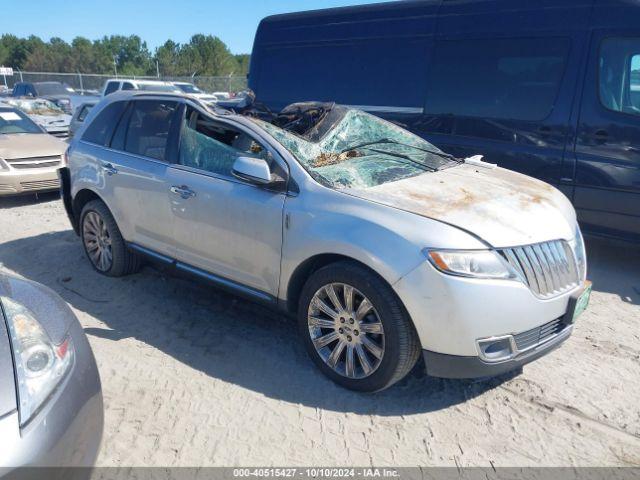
[251,106,461,189]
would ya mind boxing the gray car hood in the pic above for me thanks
[0,133,66,160]
[347,162,576,248]
[29,113,71,131]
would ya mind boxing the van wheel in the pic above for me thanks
[298,261,421,392]
[80,200,141,277]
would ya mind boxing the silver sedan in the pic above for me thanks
[0,273,103,472]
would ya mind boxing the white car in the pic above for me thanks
[173,82,229,103]
[102,79,181,97]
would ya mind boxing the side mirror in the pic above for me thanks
[232,156,276,186]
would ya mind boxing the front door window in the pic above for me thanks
[178,107,277,178]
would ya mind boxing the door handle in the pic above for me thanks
[170,185,196,199]
[101,162,118,176]
[592,130,609,144]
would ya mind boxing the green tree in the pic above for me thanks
[0,33,250,77]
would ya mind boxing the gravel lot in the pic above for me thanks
[0,192,639,467]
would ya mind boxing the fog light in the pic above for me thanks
[477,336,514,362]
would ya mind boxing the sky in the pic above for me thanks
[1,0,388,54]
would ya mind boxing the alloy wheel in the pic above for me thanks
[307,283,385,379]
[82,211,113,272]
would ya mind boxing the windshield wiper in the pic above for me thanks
[340,137,461,163]
[362,147,437,172]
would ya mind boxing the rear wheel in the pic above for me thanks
[80,200,141,277]
[298,262,420,392]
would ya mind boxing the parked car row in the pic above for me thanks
[10,82,93,114]
[6,79,233,119]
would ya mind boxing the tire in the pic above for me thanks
[298,261,421,392]
[80,199,141,277]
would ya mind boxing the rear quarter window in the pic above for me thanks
[104,81,120,96]
[77,105,93,122]
[82,101,128,146]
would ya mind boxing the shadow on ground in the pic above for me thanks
[0,191,60,209]
[584,235,640,306]
[0,227,635,414]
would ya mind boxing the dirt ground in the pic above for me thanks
[0,192,639,467]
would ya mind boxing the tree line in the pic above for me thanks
[0,34,250,77]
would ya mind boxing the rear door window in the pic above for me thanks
[426,37,570,121]
[122,82,135,91]
[82,101,128,146]
[123,100,179,161]
[599,37,640,117]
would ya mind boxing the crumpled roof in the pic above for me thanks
[253,107,458,189]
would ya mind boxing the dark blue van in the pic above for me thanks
[249,0,640,243]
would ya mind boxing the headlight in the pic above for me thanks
[569,226,587,281]
[425,249,517,279]
[0,158,8,171]
[1,296,74,426]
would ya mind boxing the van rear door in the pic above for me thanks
[571,29,640,241]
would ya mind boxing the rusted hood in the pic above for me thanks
[347,163,576,248]
[0,133,66,160]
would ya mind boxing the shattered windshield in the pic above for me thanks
[4,99,65,116]
[252,109,459,189]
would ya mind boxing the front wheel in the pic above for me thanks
[298,262,421,392]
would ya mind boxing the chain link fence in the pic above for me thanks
[3,71,247,94]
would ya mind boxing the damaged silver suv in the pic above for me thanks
[60,92,590,392]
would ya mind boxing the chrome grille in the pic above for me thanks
[6,156,62,169]
[514,318,566,352]
[500,240,579,298]
[20,179,60,191]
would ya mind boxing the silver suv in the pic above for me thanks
[61,92,590,392]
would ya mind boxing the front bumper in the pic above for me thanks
[0,320,103,472]
[423,322,573,379]
[0,167,61,196]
